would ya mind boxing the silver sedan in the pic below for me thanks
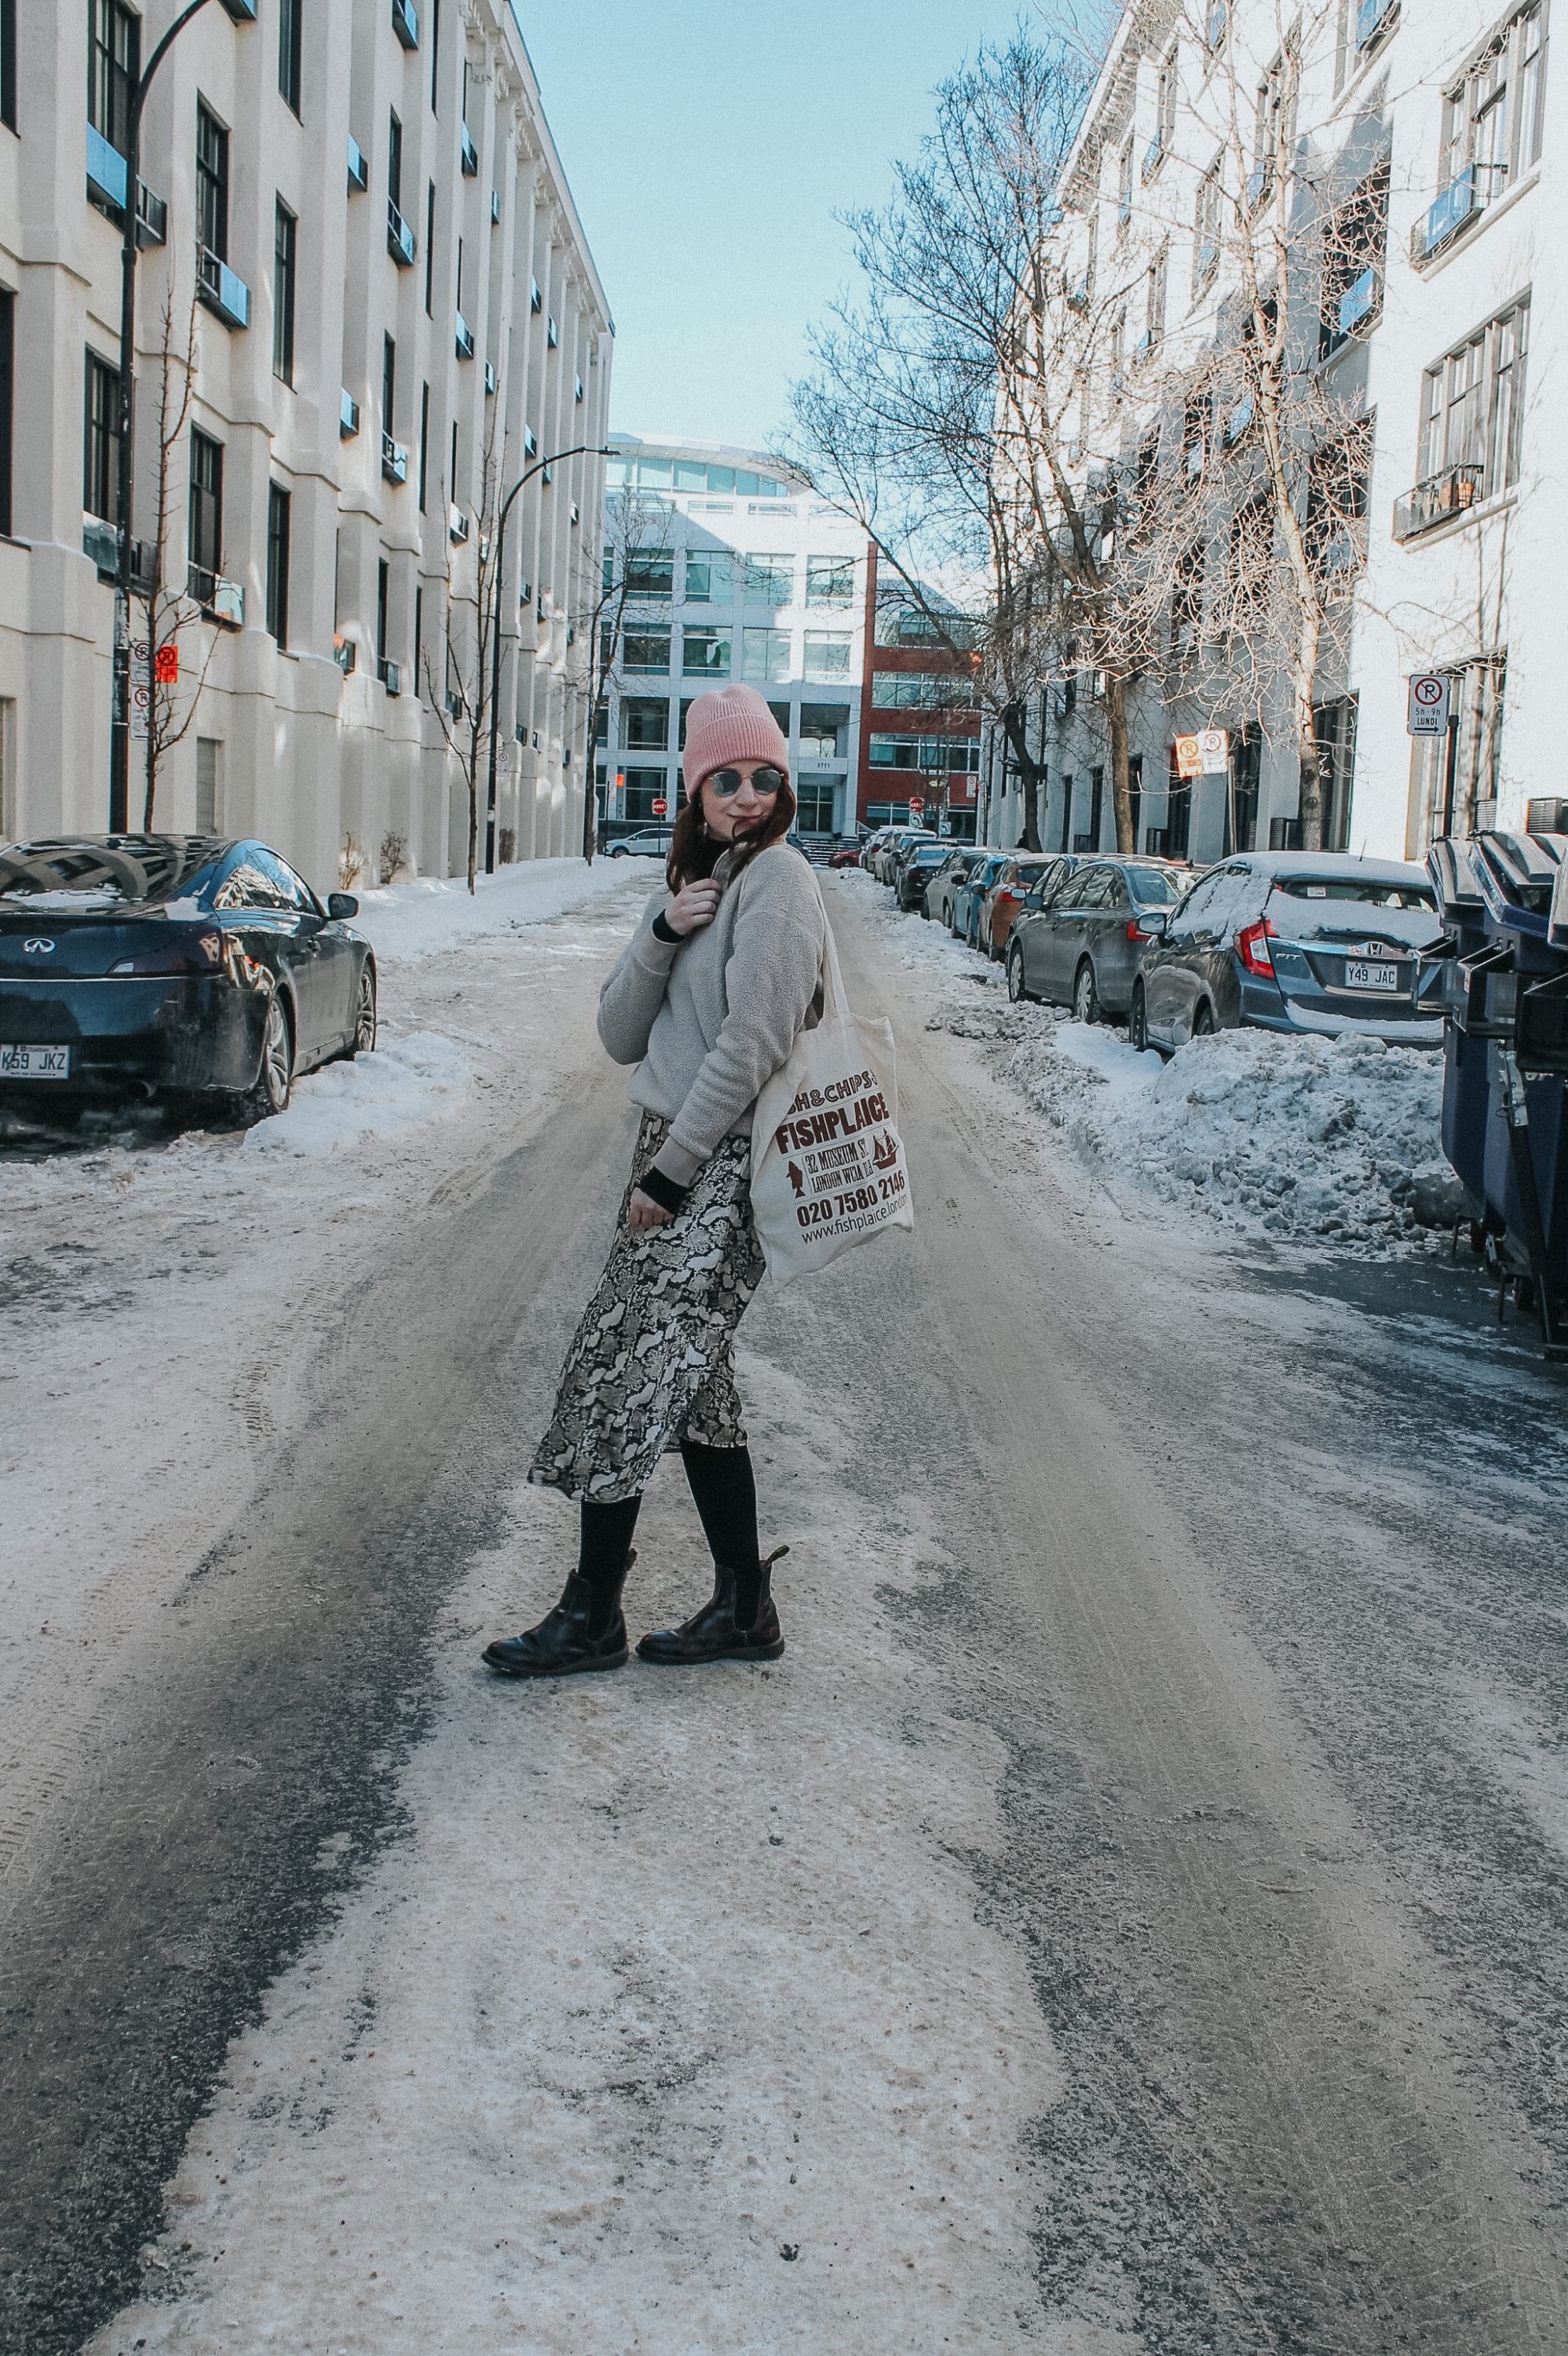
[1008,858,1191,1020]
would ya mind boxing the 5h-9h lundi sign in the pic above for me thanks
[1407,674,1450,736]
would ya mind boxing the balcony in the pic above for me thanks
[382,433,408,484]
[378,657,401,695]
[348,135,369,193]
[1393,462,1484,541]
[333,634,356,675]
[340,389,360,437]
[455,310,474,359]
[391,0,419,51]
[460,124,478,176]
[196,247,250,331]
[1410,165,1486,265]
[86,122,128,211]
[484,359,497,395]
[1355,0,1398,52]
[387,202,416,266]
[448,503,470,543]
[188,565,244,626]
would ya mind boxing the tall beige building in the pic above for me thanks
[0,0,612,888]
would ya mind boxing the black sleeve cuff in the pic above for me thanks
[651,910,682,944]
[634,1165,692,1216]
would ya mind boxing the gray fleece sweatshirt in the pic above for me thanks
[598,843,828,1188]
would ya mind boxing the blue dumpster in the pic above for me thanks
[1471,831,1568,1352]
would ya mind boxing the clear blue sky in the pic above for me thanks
[521,2,1036,455]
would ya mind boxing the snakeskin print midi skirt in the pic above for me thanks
[528,1111,765,1502]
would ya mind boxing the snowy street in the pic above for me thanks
[4,866,1567,2354]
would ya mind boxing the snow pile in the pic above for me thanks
[353,857,632,964]
[243,1031,473,1156]
[996,1011,1447,1246]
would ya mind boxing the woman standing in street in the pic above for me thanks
[484,683,827,1681]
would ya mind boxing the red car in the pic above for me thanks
[983,855,1065,960]
[827,841,865,869]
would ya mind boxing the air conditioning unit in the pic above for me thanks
[210,576,244,627]
[449,504,470,543]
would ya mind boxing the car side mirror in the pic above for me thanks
[327,891,359,920]
[1139,909,1169,938]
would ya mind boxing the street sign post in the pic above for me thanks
[1407,673,1450,737]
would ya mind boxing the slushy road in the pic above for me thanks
[2,875,1565,2354]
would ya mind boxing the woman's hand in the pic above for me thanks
[627,1187,675,1230]
[664,880,722,938]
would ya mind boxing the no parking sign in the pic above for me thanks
[1407,674,1450,737]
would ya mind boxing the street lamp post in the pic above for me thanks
[110,0,226,836]
[484,442,616,874]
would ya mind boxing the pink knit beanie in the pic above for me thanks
[682,685,790,798]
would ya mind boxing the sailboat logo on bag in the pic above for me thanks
[871,1129,900,1172]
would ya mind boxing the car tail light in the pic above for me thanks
[1127,916,1157,941]
[1237,917,1277,978]
[109,928,225,977]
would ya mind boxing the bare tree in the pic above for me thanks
[425,419,503,894]
[791,34,1164,851]
[140,287,221,828]
[567,489,674,862]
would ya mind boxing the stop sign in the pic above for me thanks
[651,797,668,817]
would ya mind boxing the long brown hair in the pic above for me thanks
[666,774,798,891]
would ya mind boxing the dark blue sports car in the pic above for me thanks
[0,835,375,1122]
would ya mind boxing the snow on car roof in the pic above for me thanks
[1237,850,1429,885]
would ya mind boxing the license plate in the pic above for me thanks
[0,1043,71,1079]
[1344,960,1401,992]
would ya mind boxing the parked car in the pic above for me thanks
[928,846,992,929]
[0,833,375,1121]
[951,852,1011,947]
[1129,852,1446,1051]
[982,854,1068,961]
[827,841,865,869]
[896,840,955,913]
[875,827,937,885]
[608,828,674,858]
[1007,857,1192,1019]
[859,826,897,873]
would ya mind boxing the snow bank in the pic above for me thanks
[243,1030,473,1157]
[970,1004,1447,1246]
[353,856,631,964]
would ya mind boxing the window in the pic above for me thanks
[376,557,389,679]
[0,292,10,536]
[418,381,429,510]
[0,0,14,134]
[682,627,730,679]
[1419,297,1530,497]
[869,734,981,770]
[1143,246,1168,352]
[90,0,140,156]
[1306,425,1371,584]
[684,551,733,602]
[382,334,396,437]
[874,670,978,710]
[196,101,229,259]
[799,704,847,758]
[624,549,674,599]
[388,109,403,212]
[1117,134,1134,228]
[620,697,670,750]
[1441,5,1546,201]
[806,555,854,605]
[1150,41,1178,170]
[413,584,422,697]
[273,200,297,383]
[278,0,302,115]
[266,483,291,644]
[1089,767,1105,847]
[742,627,791,682]
[1172,542,1202,655]
[425,182,435,314]
[795,776,839,832]
[614,766,670,825]
[743,553,794,605]
[1227,495,1273,629]
[1193,165,1221,291]
[188,429,223,584]
[83,350,119,521]
[802,630,851,682]
[1319,162,1387,358]
[196,738,221,832]
[430,0,440,111]
[622,629,672,674]
[1313,694,1358,851]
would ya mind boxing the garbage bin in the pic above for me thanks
[1471,830,1568,1353]
[1425,836,1492,1230]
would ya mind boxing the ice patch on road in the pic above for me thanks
[243,1030,473,1156]
[353,855,634,964]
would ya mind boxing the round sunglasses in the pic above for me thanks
[706,765,787,798]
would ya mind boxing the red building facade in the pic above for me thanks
[854,547,983,841]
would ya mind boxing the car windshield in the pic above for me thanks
[1126,866,1186,904]
[0,837,226,905]
[1271,876,1435,909]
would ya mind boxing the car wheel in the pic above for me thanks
[348,963,378,1058]
[1192,1001,1216,1038]
[1073,961,1100,1025]
[239,990,294,1125]
[1130,983,1149,1052]
[1007,942,1031,1004]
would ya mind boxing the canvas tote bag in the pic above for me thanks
[750,917,914,1282]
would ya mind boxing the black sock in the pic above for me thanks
[576,1496,641,1626]
[679,1441,762,1620]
